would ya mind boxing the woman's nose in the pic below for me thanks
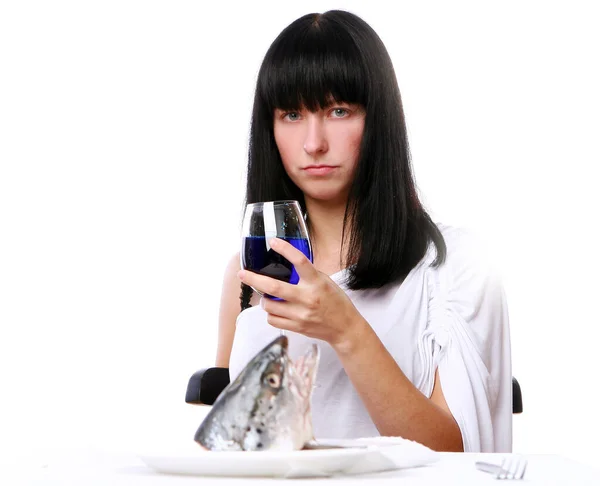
[303,116,328,155]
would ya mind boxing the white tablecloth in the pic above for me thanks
[2,447,599,485]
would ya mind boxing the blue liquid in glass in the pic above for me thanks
[242,236,312,299]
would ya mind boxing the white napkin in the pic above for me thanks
[284,436,440,478]
[344,436,440,474]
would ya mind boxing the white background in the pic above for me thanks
[1,0,599,466]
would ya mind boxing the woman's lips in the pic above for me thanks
[303,165,337,176]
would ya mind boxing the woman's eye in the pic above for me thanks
[331,108,349,118]
[283,112,300,121]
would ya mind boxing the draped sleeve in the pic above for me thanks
[424,227,512,452]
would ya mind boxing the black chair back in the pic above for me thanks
[186,367,524,414]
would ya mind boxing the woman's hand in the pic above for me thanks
[237,238,366,350]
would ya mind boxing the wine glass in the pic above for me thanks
[241,200,313,304]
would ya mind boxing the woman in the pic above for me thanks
[215,10,511,453]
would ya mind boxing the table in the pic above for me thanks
[2,447,599,485]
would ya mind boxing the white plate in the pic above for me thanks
[139,438,440,478]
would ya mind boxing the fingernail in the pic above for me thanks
[270,238,279,247]
[238,270,246,279]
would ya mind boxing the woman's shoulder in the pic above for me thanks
[424,224,508,346]
[429,222,501,285]
[437,223,484,251]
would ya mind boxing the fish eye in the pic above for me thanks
[265,373,281,388]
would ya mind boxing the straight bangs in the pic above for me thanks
[257,15,368,113]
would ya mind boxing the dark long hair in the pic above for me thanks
[241,10,446,310]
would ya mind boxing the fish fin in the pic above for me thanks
[295,344,320,390]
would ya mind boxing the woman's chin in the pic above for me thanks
[302,188,350,205]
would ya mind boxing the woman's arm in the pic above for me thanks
[334,317,463,452]
[215,253,242,368]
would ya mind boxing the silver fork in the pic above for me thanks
[475,456,528,480]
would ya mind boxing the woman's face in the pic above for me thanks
[273,102,365,205]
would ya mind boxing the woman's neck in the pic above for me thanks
[304,197,350,274]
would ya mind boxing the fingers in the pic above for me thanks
[260,297,302,320]
[238,270,295,300]
[238,238,317,299]
[265,313,296,332]
[261,299,313,335]
[268,238,317,282]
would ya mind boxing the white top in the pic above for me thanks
[229,224,512,453]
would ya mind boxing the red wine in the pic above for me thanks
[242,236,312,287]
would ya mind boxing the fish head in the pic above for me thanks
[194,335,319,451]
